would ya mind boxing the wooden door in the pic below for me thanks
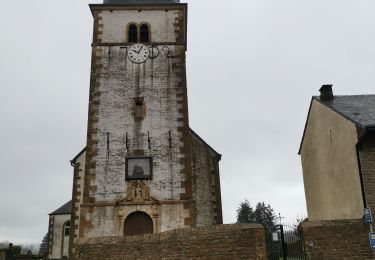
[124,211,153,236]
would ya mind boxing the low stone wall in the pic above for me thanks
[74,224,267,259]
[302,219,374,259]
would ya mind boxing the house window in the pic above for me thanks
[128,24,138,43]
[140,24,150,43]
[63,221,70,236]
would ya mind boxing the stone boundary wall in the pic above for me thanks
[74,224,267,259]
[302,219,374,259]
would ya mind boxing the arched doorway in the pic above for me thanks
[124,211,153,236]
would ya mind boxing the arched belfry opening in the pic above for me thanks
[128,23,138,43]
[124,211,153,236]
[140,24,150,43]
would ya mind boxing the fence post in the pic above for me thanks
[280,225,288,260]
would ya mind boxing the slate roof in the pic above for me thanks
[299,94,375,154]
[49,201,72,215]
[314,95,375,128]
[103,0,179,4]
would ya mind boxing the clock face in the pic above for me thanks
[128,44,149,63]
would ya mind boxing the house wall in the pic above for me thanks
[49,214,71,259]
[300,100,364,220]
[79,5,197,239]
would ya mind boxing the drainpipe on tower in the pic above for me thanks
[356,130,368,209]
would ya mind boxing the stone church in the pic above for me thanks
[46,0,223,259]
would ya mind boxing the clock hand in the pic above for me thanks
[137,44,144,54]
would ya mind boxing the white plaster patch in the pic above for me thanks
[100,10,180,43]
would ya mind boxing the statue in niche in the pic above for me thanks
[135,183,143,198]
[117,181,159,204]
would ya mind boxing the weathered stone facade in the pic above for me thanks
[191,129,223,226]
[79,3,193,241]
[302,219,374,260]
[75,224,267,260]
[61,2,223,259]
[45,2,225,258]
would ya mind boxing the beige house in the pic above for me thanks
[299,85,375,221]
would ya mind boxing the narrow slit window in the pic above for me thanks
[135,101,144,119]
[140,24,150,43]
[128,24,138,43]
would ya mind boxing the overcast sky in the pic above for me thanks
[1,0,375,244]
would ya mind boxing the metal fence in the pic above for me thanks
[265,223,306,260]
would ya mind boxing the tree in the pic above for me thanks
[39,233,48,255]
[293,216,308,234]
[254,202,277,232]
[236,200,277,232]
[236,200,254,223]
[9,243,22,256]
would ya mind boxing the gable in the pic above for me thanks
[299,99,359,155]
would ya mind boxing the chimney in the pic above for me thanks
[319,84,333,101]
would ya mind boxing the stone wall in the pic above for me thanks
[302,219,374,259]
[74,224,267,260]
[190,130,222,226]
[359,132,375,215]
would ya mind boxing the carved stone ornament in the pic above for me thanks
[117,181,158,204]
[118,208,125,218]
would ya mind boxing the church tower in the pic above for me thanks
[69,0,222,256]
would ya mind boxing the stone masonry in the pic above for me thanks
[74,224,267,260]
[302,219,374,260]
[359,132,375,216]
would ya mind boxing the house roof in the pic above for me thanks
[49,201,72,215]
[314,95,375,128]
[298,94,375,154]
[103,0,179,4]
